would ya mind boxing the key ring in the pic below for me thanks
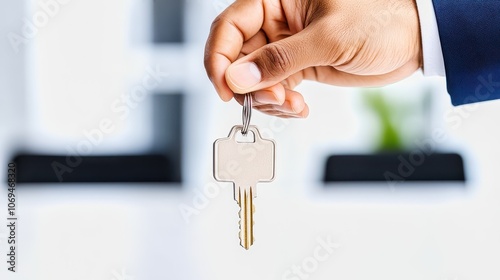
[241,93,252,135]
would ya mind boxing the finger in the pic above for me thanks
[301,61,419,87]
[225,25,325,94]
[234,86,307,117]
[277,63,416,90]
[257,104,310,118]
[281,71,305,89]
[241,30,268,56]
[233,84,302,110]
[233,83,286,106]
[236,31,268,60]
[234,93,245,106]
[253,83,286,105]
[261,0,292,42]
[204,0,265,101]
[254,88,306,113]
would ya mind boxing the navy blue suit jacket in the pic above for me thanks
[432,0,500,105]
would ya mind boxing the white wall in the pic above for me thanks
[2,0,500,280]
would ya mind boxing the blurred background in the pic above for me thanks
[1,0,500,279]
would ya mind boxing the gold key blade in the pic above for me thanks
[236,187,255,250]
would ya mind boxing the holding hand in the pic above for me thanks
[204,0,422,118]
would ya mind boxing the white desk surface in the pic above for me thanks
[0,178,498,280]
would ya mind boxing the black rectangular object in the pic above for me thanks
[152,0,184,43]
[151,94,183,182]
[11,155,176,183]
[323,153,466,183]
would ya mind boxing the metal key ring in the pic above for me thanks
[241,93,252,135]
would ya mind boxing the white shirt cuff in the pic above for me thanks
[415,0,446,76]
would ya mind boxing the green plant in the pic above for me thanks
[363,89,430,152]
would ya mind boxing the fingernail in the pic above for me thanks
[227,62,261,90]
[254,91,281,105]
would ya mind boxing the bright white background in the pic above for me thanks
[1,0,500,280]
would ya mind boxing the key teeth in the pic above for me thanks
[237,187,255,250]
[238,205,252,250]
[238,206,255,250]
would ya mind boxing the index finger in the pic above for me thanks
[204,0,264,101]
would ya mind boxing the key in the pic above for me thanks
[214,125,276,249]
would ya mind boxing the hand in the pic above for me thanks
[204,0,422,118]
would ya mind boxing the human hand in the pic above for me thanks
[204,0,422,118]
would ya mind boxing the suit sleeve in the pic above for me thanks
[432,0,500,105]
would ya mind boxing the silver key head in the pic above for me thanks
[214,125,276,186]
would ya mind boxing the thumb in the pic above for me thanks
[225,28,323,93]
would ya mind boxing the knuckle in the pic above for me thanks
[210,15,224,31]
[257,44,293,78]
